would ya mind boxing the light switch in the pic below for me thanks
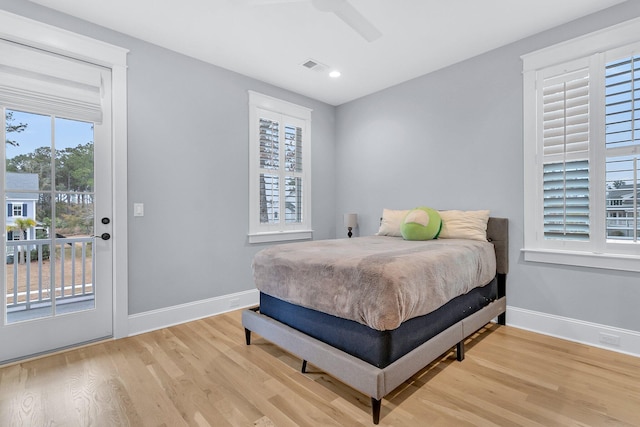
[133,203,144,217]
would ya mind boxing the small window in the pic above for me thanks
[248,91,312,243]
[13,204,22,217]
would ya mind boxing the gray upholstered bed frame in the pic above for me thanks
[243,217,508,424]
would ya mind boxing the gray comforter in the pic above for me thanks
[253,236,497,331]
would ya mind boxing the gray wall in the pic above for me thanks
[0,0,337,314]
[335,1,640,332]
[3,0,640,333]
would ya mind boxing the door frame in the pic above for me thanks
[0,10,130,339]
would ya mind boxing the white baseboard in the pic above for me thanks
[127,297,640,358]
[507,306,640,358]
[128,289,259,336]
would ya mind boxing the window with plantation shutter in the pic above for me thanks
[523,18,640,272]
[541,68,590,241]
[248,91,312,243]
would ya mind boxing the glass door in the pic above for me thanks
[2,101,113,363]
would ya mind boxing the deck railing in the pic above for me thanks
[606,216,640,240]
[5,237,94,315]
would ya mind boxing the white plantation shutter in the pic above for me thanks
[249,91,312,242]
[540,66,590,240]
[284,124,303,223]
[543,160,590,239]
[257,116,305,225]
[259,117,280,224]
[522,18,640,270]
[542,70,590,158]
[284,124,303,173]
[260,118,279,170]
[0,39,104,123]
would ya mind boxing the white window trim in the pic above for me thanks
[0,10,131,337]
[248,91,312,244]
[522,16,640,273]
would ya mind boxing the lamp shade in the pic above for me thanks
[344,213,358,228]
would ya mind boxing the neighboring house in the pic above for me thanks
[5,172,38,241]
[607,183,640,239]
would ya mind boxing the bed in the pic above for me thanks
[243,215,508,424]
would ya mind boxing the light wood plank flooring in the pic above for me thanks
[1,310,639,426]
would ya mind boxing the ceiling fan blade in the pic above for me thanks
[333,0,382,42]
[243,0,306,5]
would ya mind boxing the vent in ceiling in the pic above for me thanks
[301,58,328,73]
[302,59,318,69]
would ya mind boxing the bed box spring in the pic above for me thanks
[259,277,497,369]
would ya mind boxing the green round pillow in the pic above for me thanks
[400,207,442,241]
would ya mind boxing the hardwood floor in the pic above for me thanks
[1,310,639,426]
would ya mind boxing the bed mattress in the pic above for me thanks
[259,277,497,368]
[253,236,497,331]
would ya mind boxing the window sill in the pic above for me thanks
[248,230,312,244]
[522,248,640,272]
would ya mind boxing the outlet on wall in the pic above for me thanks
[599,332,621,346]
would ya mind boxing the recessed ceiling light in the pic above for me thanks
[329,70,341,78]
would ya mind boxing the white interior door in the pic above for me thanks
[1,43,113,363]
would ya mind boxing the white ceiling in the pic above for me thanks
[28,0,627,105]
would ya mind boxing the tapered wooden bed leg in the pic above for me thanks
[371,398,381,424]
[301,360,307,373]
[456,341,465,361]
[245,328,251,345]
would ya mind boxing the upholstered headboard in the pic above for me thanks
[486,217,509,275]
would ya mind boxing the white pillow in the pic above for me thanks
[438,210,490,241]
[376,209,410,237]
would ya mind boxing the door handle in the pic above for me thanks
[95,233,111,241]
